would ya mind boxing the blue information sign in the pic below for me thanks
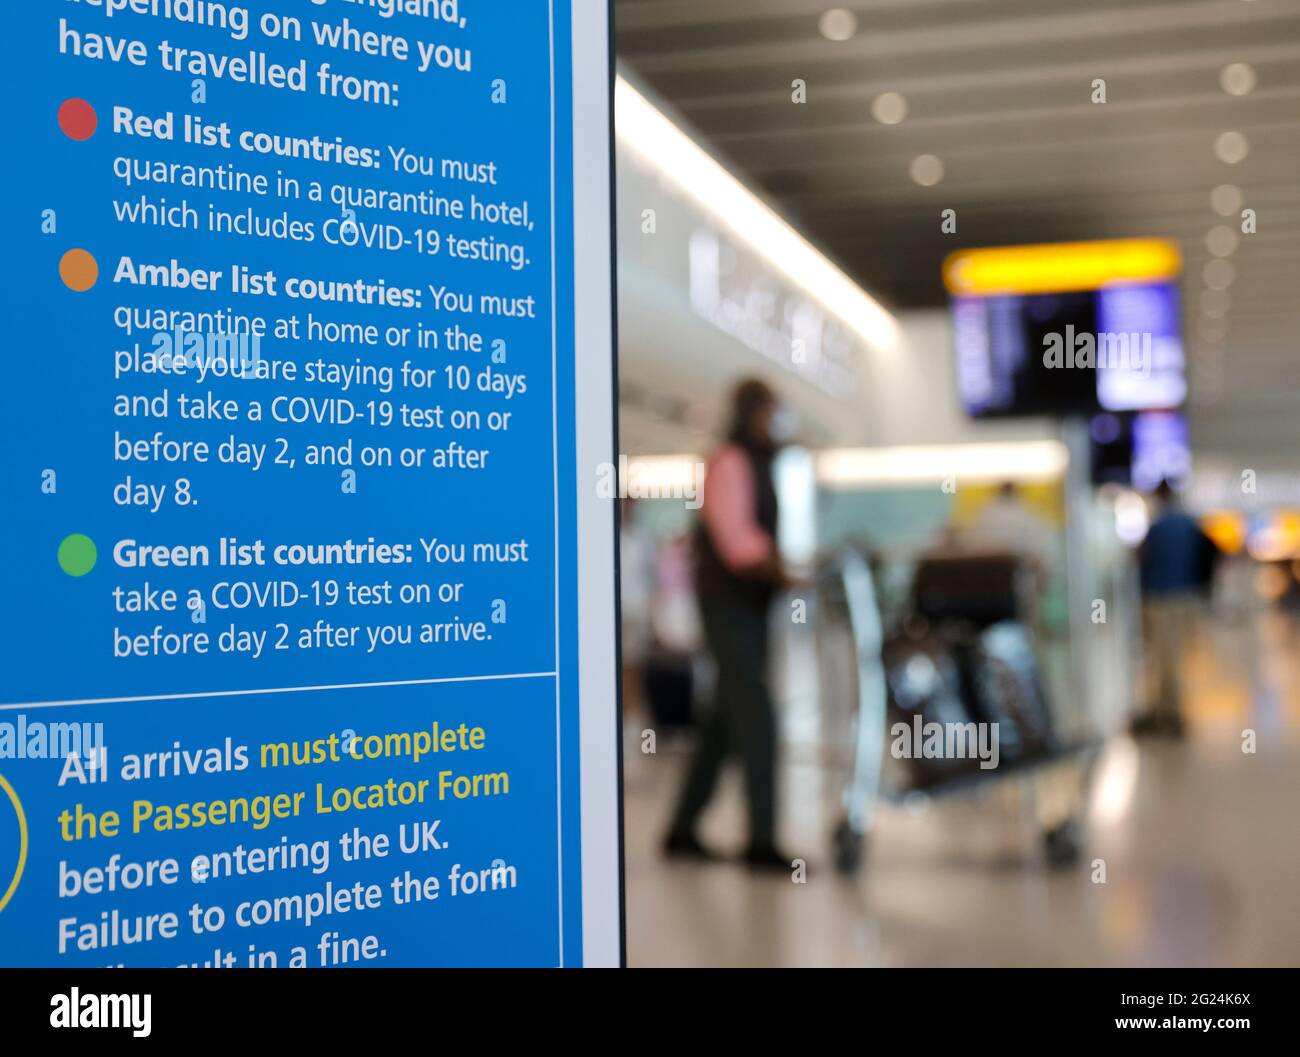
[1,0,620,968]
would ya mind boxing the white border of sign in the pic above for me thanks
[571,1,623,968]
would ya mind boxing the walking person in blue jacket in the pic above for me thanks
[1135,480,1219,737]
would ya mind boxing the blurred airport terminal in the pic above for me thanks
[611,0,1300,967]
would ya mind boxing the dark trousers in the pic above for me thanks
[668,593,776,850]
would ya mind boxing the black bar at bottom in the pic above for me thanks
[0,968,1291,1044]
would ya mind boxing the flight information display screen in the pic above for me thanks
[953,281,1186,418]
[945,240,1186,420]
[1091,410,1192,490]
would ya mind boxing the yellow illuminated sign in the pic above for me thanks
[944,239,1182,296]
[1202,511,1246,556]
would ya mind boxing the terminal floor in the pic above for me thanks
[623,610,1300,967]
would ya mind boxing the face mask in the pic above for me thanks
[769,404,798,445]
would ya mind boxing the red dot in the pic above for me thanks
[58,98,97,141]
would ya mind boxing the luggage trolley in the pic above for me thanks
[816,546,1098,875]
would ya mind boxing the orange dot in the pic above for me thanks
[59,249,98,292]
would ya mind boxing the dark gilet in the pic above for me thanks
[695,439,779,610]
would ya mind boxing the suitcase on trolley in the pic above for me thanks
[822,548,1088,873]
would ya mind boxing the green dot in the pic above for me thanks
[58,534,97,577]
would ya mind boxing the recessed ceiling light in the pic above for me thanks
[1203,258,1236,290]
[819,8,858,41]
[1198,318,1228,342]
[1210,184,1243,216]
[1206,225,1240,257]
[1192,373,1224,400]
[1220,62,1257,96]
[1200,289,1231,316]
[909,154,944,186]
[1214,130,1250,164]
[871,91,908,125]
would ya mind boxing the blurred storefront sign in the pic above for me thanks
[689,228,859,396]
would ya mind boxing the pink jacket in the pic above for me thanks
[701,444,774,573]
